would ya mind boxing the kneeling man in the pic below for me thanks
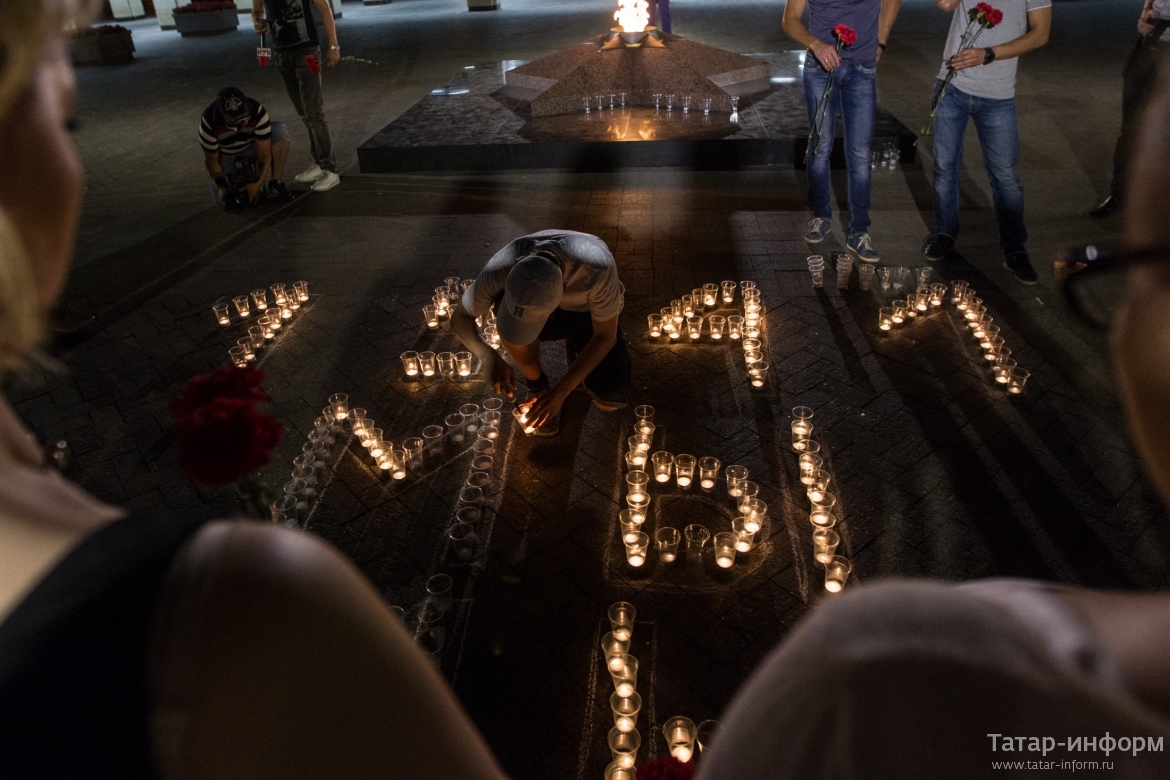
[451,230,631,436]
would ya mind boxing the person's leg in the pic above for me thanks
[930,82,970,243]
[970,95,1027,256]
[657,0,671,33]
[559,312,630,411]
[803,64,839,225]
[1112,40,1160,200]
[274,51,307,120]
[269,121,290,182]
[294,50,337,173]
[838,61,877,240]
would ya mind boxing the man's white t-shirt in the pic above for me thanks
[937,0,1052,100]
[462,230,624,322]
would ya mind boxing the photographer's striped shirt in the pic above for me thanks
[199,98,273,155]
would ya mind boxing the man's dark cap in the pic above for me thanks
[216,87,250,125]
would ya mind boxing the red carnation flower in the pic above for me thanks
[170,365,282,487]
[975,2,993,13]
[306,54,321,74]
[637,757,698,780]
[985,8,1003,25]
[832,23,858,47]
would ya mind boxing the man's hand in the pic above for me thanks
[488,353,517,399]
[809,39,841,71]
[326,48,340,67]
[1139,8,1157,36]
[947,47,986,71]
[244,180,265,204]
[252,17,269,33]
[522,385,570,428]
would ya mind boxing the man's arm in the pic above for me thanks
[204,149,224,181]
[251,0,268,33]
[310,0,340,66]
[783,0,842,70]
[449,303,516,398]
[949,6,1051,69]
[876,0,901,62]
[1139,0,1158,35]
[524,315,619,425]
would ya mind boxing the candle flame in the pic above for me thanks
[614,0,649,32]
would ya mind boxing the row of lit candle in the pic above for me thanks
[214,280,309,327]
[602,600,642,771]
[790,406,854,592]
[951,281,1031,394]
[400,350,476,379]
[424,276,474,329]
[447,408,501,560]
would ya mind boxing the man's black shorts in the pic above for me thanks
[537,309,630,409]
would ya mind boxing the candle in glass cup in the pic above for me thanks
[732,516,757,552]
[744,325,761,340]
[651,451,674,483]
[741,498,767,532]
[979,324,1000,350]
[813,528,840,564]
[624,531,649,567]
[665,716,697,763]
[825,555,853,592]
[229,345,247,366]
[270,283,288,306]
[247,326,265,352]
[625,493,650,522]
[915,292,929,313]
[878,307,894,331]
[1007,367,1030,394]
[460,403,481,434]
[628,434,652,455]
[401,351,420,377]
[433,287,450,312]
[232,295,251,318]
[994,357,1017,385]
[684,524,710,563]
[445,412,467,443]
[727,315,744,339]
[698,457,721,490]
[647,314,663,338]
[702,283,719,307]
[691,288,704,309]
[742,338,761,354]
[608,727,641,770]
[792,420,813,450]
[608,602,636,642]
[213,303,231,326]
[811,493,837,518]
[437,352,456,379]
[403,437,424,469]
[656,527,681,562]
[634,405,655,434]
[806,469,831,504]
[626,449,647,470]
[328,393,349,421]
[674,454,696,488]
[611,691,642,733]
[929,283,947,307]
[681,295,694,317]
[749,360,769,388]
[258,313,275,339]
[810,508,838,529]
[744,350,762,367]
[686,316,703,340]
[250,289,268,311]
[625,471,650,503]
[708,315,726,340]
[471,455,493,474]
[237,337,255,362]
[740,280,757,293]
[423,305,439,329]
[361,428,382,449]
[983,337,1006,362]
[293,280,309,302]
[418,351,437,377]
[736,479,759,509]
[455,351,474,377]
[422,424,445,456]
[713,532,737,568]
[721,280,736,303]
[602,631,631,672]
[799,452,823,484]
[725,465,749,496]
[891,301,907,324]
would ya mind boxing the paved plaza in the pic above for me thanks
[7,0,1169,776]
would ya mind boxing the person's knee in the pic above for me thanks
[594,400,621,412]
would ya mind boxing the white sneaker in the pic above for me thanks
[311,171,341,192]
[294,164,323,183]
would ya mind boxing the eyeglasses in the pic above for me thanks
[1058,242,1170,329]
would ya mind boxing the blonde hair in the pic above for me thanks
[0,0,91,372]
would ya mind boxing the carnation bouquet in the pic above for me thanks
[170,365,283,518]
[805,24,857,164]
[918,2,1003,141]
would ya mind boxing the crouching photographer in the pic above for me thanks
[200,86,292,210]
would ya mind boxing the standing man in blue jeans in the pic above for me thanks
[252,0,341,192]
[921,0,1050,284]
[785,0,900,263]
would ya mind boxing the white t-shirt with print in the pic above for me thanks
[937,0,1052,100]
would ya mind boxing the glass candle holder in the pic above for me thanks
[994,357,1017,385]
[471,455,493,473]
[713,532,737,568]
[743,325,761,340]
[684,524,710,563]
[472,437,495,455]
[732,516,757,552]
[433,287,450,312]
[608,727,641,770]
[825,555,853,592]
[792,419,813,450]
[708,315,726,340]
[445,412,468,444]
[651,451,674,483]
[698,457,721,490]
[735,481,759,510]
[811,492,837,517]
[369,439,388,460]
[602,631,631,672]
[248,289,267,311]
[400,351,421,377]
[258,313,275,339]
[692,288,704,309]
[415,351,435,377]
[232,295,251,318]
[484,324,500,348]
[237,337,255,362]
[809,506,838,528]
[951,280,969,305]
[457,506,482,531]
[748,360,769,388]
[459,485,484,507]
[283,478,309,514]
[726,315,744,340]
[481,409,502,432]
[979,324,1001,350]
[423,305,439,329]
[419,573,453,623]
[725,465,749,497]
[702,283,719,307]
[248,325,265,351]
[270,283,288,306]
[740,280,757,293]
[271,494,298,527]
[930,282,947,307]
[647,314,663,338]
[809,264,825,289]
[744,349,762,366]
[455,351,474,377]
[681,295,694,317]
[813,527,841,564]
[891,301,907,325]
[482,396,505,412]
[740,498,767,532]
[914,291,930,313]
[609,601,636,642]
[625,449,647,471]
[722,281,736,303]
[460,403,481,434]
[741,336,761,354]
[625,493,650,522]
[686,315,703,340]
[388,448,408,480]
[436,352,456,379]
[293,280,309,302]
[628,434,652,455]
[624,531,649,567]
[634,404,655,433]
[403,437,424,470]
[656,527,681,562]
[878,307,894,331]
[279,302,294,321]
[674,454,696,488]
[448,522,477,560]
[421,424,445,456]
[1007,367,1030,394]
[625,471,650,503]
[213,302,231,326]
[806,469,832,504]
[799,452,823,484]
[665,716,697,763]
[229,345,248,366]
[983,337,1006,362]
[611,691,642,733]
[328,393,349,421]
[361,427,382,449]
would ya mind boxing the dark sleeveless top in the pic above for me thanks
[0,512,209,778]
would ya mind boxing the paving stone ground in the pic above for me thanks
[7,0,1168,777]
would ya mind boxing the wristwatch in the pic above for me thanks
[328,45,341,51]
[983,47,996,65]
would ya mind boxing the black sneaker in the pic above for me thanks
[268,180,293,202]
[1087,195,1121,218]
[1004,252,1039,285]
[922,233,955,262]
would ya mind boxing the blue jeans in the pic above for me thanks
[803,60,876,239]
[930,81,1027,255]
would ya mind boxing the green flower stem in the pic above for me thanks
[804,39,846,164]
[916,20,992,144]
